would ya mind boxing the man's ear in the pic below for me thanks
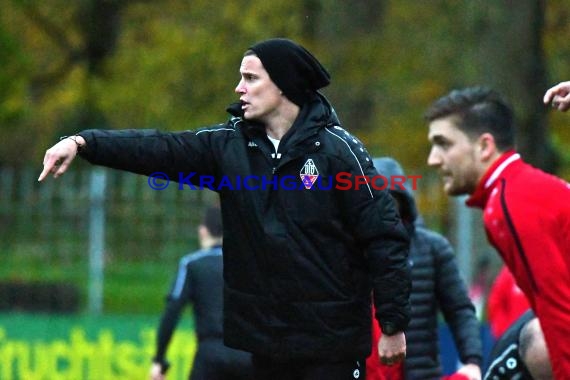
[477,133,498,162]
[198,225,208,241]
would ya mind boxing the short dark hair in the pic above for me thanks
[202,206,222,238]
[424,86,515,151]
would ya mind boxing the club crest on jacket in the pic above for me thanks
[300,158,319,189]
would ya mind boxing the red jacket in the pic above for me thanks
[487,265,530,339]
[466,151,570,379]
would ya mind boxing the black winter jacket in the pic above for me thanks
[405,227,482,378]
[77,96,411,361]
[373,158,482,379]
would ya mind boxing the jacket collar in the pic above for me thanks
[466,150,520,208]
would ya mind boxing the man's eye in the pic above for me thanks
[436,142,449,150]
[433,139,450,149]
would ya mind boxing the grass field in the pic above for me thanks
[0,240,190,314]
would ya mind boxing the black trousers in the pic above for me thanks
[252,354,366,380]
[190,339,253,380]
[484,309,535,380]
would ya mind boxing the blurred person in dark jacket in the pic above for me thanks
[150,206,253,380]
[366,157,482,380]
[39,38,411,380]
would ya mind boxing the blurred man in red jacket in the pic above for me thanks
[426,87,568,379]
[487,265,530,339]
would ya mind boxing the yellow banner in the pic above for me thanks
[0,326,196,380]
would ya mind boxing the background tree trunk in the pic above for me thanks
[469,0,558,172]
[314,0,386,132]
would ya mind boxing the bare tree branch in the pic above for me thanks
[20,3,75,54]
[30,51,82,95]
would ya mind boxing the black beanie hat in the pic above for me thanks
[249,38,331,106]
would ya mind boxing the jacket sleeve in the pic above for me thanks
[153,259,193,364]
[433,232,483,366]
[368,187,411,334]
[154,299,185,364]
[77,125,228,180]
[334,136,411,333]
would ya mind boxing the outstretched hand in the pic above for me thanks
[377,331,406,366]
[38,136,85,182]
[543,81,570,112]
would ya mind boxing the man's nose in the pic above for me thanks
[427,148,440,167]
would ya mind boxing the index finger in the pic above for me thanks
[38,156,59,182]
[38,165,52,182]
[544,86,559,104]
[544,82,570,104]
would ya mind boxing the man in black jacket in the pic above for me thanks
[39,38,411,380]
[367,157,482,380]
[150,206,253,380]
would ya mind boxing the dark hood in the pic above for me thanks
[372,157,418,232]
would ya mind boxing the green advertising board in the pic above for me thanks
[0,312,196,380]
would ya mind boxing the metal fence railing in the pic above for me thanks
[0,165,217,314]
[0,165,489,314]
